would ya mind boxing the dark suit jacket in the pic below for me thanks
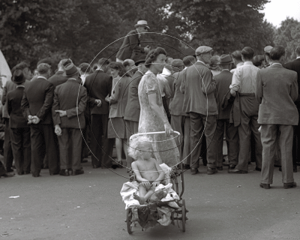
[215,70,233,120]
[169,71,185,116]
[52,79,87,129]
[2,80,29,119]
[124,70,143,122]
[116,30,146,61]
[284,58,300,106]
[84,70,112,115]
[21,77,54,124]
[256,64,298,125]
[48,71,68,88]
[181,61,218,115]
[7,86,29,128]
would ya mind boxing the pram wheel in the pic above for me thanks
[126,208,133,234]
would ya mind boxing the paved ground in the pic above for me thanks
[1,161,300,240]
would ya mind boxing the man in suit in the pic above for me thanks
[21,63,59,177]
[229,47,262,174]
[84,58,114,168]
[284,46,300,171]
[213,55,239,171]
[1,62,31,173]
[181,46,218,175]
[116,20,151,63]
[256,46,298,189]
[7,67,31,175]
[52,60,87,176]
[48,59,69,88]
[124,59,147,168]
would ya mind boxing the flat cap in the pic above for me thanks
[37,63,51,74]
[264,46,273,53]
[171,59,184,68]
[196,46,213,55]
[220,54,233,64]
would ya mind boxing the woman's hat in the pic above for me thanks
[135,20,150,30]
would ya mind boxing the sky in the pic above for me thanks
[262,0,300,27]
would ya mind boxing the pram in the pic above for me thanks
[121,131,187,234]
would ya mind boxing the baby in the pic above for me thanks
[129,136,165,204]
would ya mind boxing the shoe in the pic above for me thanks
[24,171,30,175]
[81,158,88,163]
[228,169,248,174]
[260,183,270,189]
[6,168,14,173]
[184,164,190,170]
[207,167,218,175]
[73,169,84,175]
[92,164,101,168]
[216,166,223,171]
[68,169,73,175]
[255,167,261,172]
[32,173,40,177]
[228,164,236,172]
[50,172,59,176]
[283,182,297,189]
[191,168,199,175]
[1,172,15,177]
[59,169,69,176]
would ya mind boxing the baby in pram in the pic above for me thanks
[129,135,168,204]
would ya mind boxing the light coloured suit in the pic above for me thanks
[256,63,298,184]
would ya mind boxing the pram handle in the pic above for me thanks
[129,131,180,141]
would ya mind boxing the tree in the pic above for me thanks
[167,0,272,54]
[274,17,300,61]
[0,0,74,68]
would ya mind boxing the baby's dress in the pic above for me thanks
[138,70,179,167]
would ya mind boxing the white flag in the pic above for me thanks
[0,50,12,87]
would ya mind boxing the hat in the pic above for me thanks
[264,46,273,54]
[63,59,79,77]
[134,20,150,30]
[219,54,233,64]
[135,59,146,66]
[37,63,51,74]
[78,63,91,73]
[195,46,213,55]
[12,69,25,84]
[171,59,184,68]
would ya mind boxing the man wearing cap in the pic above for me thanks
[7,67,31,175]
[229,47,262,174]
[48,59,69,88]
[257,46,298,189]
[2,62,31,173]
[168,59,191,168]
[124,59,147,168]
[181,46,218,175]
[214,55,239,171]
[21,63,59,177]
[284,46,300,171]
[84,58,114,168]
[116,20,151,63]
[52,60,87,176]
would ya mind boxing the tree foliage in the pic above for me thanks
[274,18,300,61]
[0,0,277,69]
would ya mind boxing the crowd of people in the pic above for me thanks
[0,20,300,190]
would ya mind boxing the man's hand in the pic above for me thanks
[28,115,33,124]
[55,110,67,117]
[32,116,40,124]
[54,125,62,136]
[164,122,173,137]
[141,181,151,189]
[144,45,151,53]
[95,99,102,107]
[230,89,236,97]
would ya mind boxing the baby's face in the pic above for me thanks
[139,142,152,160]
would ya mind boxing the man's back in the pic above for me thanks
[23,77,54,124]
[84,70,112,115]
[183,62,217,115]
[215,70,233,120]
[257,64,298,125]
